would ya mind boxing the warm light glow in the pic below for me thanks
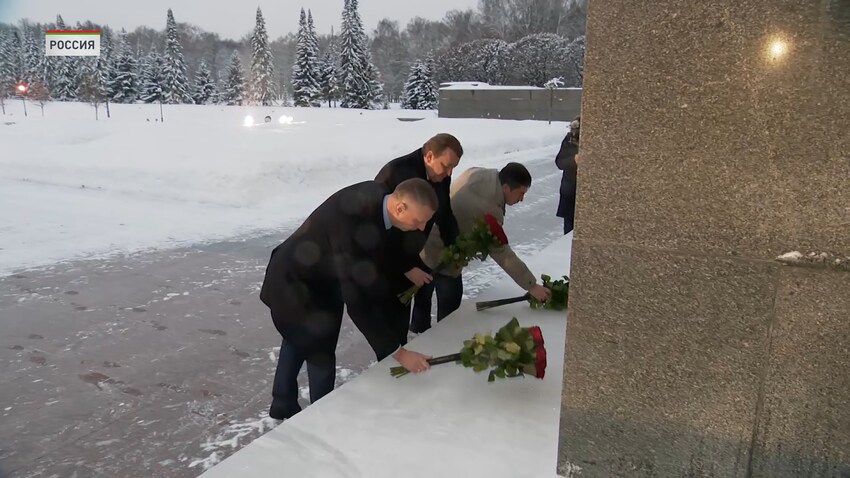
[768,38,788,60]
[278,115,294,125]
[16,83,27,93]
[243,115,254,127]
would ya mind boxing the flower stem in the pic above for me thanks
[427,353,461,366]
[475,293,531,311]
[389,353,462,378]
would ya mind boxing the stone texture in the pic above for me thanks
[750,267,850,476]
[559,0,850,475]
[560,241,778,477]
[575,0,850,260]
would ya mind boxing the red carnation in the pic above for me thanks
[483,213,508,245]
[534,344,547,379]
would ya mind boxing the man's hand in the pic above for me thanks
[529,284,551,302]
[392,347,431,373]
[405,267,433,287]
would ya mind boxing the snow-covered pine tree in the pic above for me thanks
[108,30,138,103]
[100,28,114,63]
[49,15,79,101]
[21,31,48,88]
[306,10,322,105]
[318,48,339,107]
[338,0,376,109]
[364,57,384,106]
[249,7,275,106]
[291,8,321,107]
[401,59,437,110]
[220,50,245,106]
[0,30,19,112]
[139,47,165,104]
[191,60,216,104]
[161,9,191,104]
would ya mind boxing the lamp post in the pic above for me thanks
[16,82,28,117]
[157,86,164,123]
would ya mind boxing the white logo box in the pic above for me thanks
[45,30,101,57]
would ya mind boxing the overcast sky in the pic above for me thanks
[2,0,480,40]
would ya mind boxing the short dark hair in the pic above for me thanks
[393,178,438,211]
[423,133,463,158]
[498,162,532,189]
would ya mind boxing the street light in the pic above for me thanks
[16,82,28,117]
[157,86,164,123]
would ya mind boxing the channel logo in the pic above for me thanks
[45,30,101,57]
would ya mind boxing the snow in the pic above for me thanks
[198,233,573,478]
[777,251,804,261]
[775,250,850,271]
[0,102,567,276]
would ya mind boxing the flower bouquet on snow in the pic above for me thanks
[475,274,570,311]
[390,318,546,382]
[398,213,508,305]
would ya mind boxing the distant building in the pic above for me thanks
[437,82,582,122]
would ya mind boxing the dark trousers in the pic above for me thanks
[409,274,464,333]
[563,216,574,235]
[270,339,336,419]
[268,298,342,420]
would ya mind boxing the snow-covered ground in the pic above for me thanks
[0,101,568,276]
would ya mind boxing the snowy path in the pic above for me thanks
[0,155,563,478]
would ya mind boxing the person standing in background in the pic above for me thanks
[556,117,581,235]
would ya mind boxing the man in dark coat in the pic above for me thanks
[260,178,438,420]
[375,133,463,333]
[556,117,580,234]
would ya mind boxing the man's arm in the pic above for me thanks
[489,244,538,291]
[455,187,537,291]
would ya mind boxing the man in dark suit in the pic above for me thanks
[375,133,463,333]
[260,178,438,420]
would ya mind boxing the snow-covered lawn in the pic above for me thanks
[0,101,568,275]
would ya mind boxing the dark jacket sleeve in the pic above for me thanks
[555,133,579,171]
[330,217,401,359]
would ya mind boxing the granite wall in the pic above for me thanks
[558,0,849,476]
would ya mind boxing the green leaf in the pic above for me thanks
[494,368,506,379]
[488,370,496,382]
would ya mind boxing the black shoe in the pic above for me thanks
[269,401,301,420]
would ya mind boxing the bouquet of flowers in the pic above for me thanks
[475,274,569,311]
[398,213,508,304]
[390,318,546,382]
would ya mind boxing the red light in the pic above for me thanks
[17,84,28,93]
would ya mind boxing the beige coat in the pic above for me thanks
[421,167,538,291]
